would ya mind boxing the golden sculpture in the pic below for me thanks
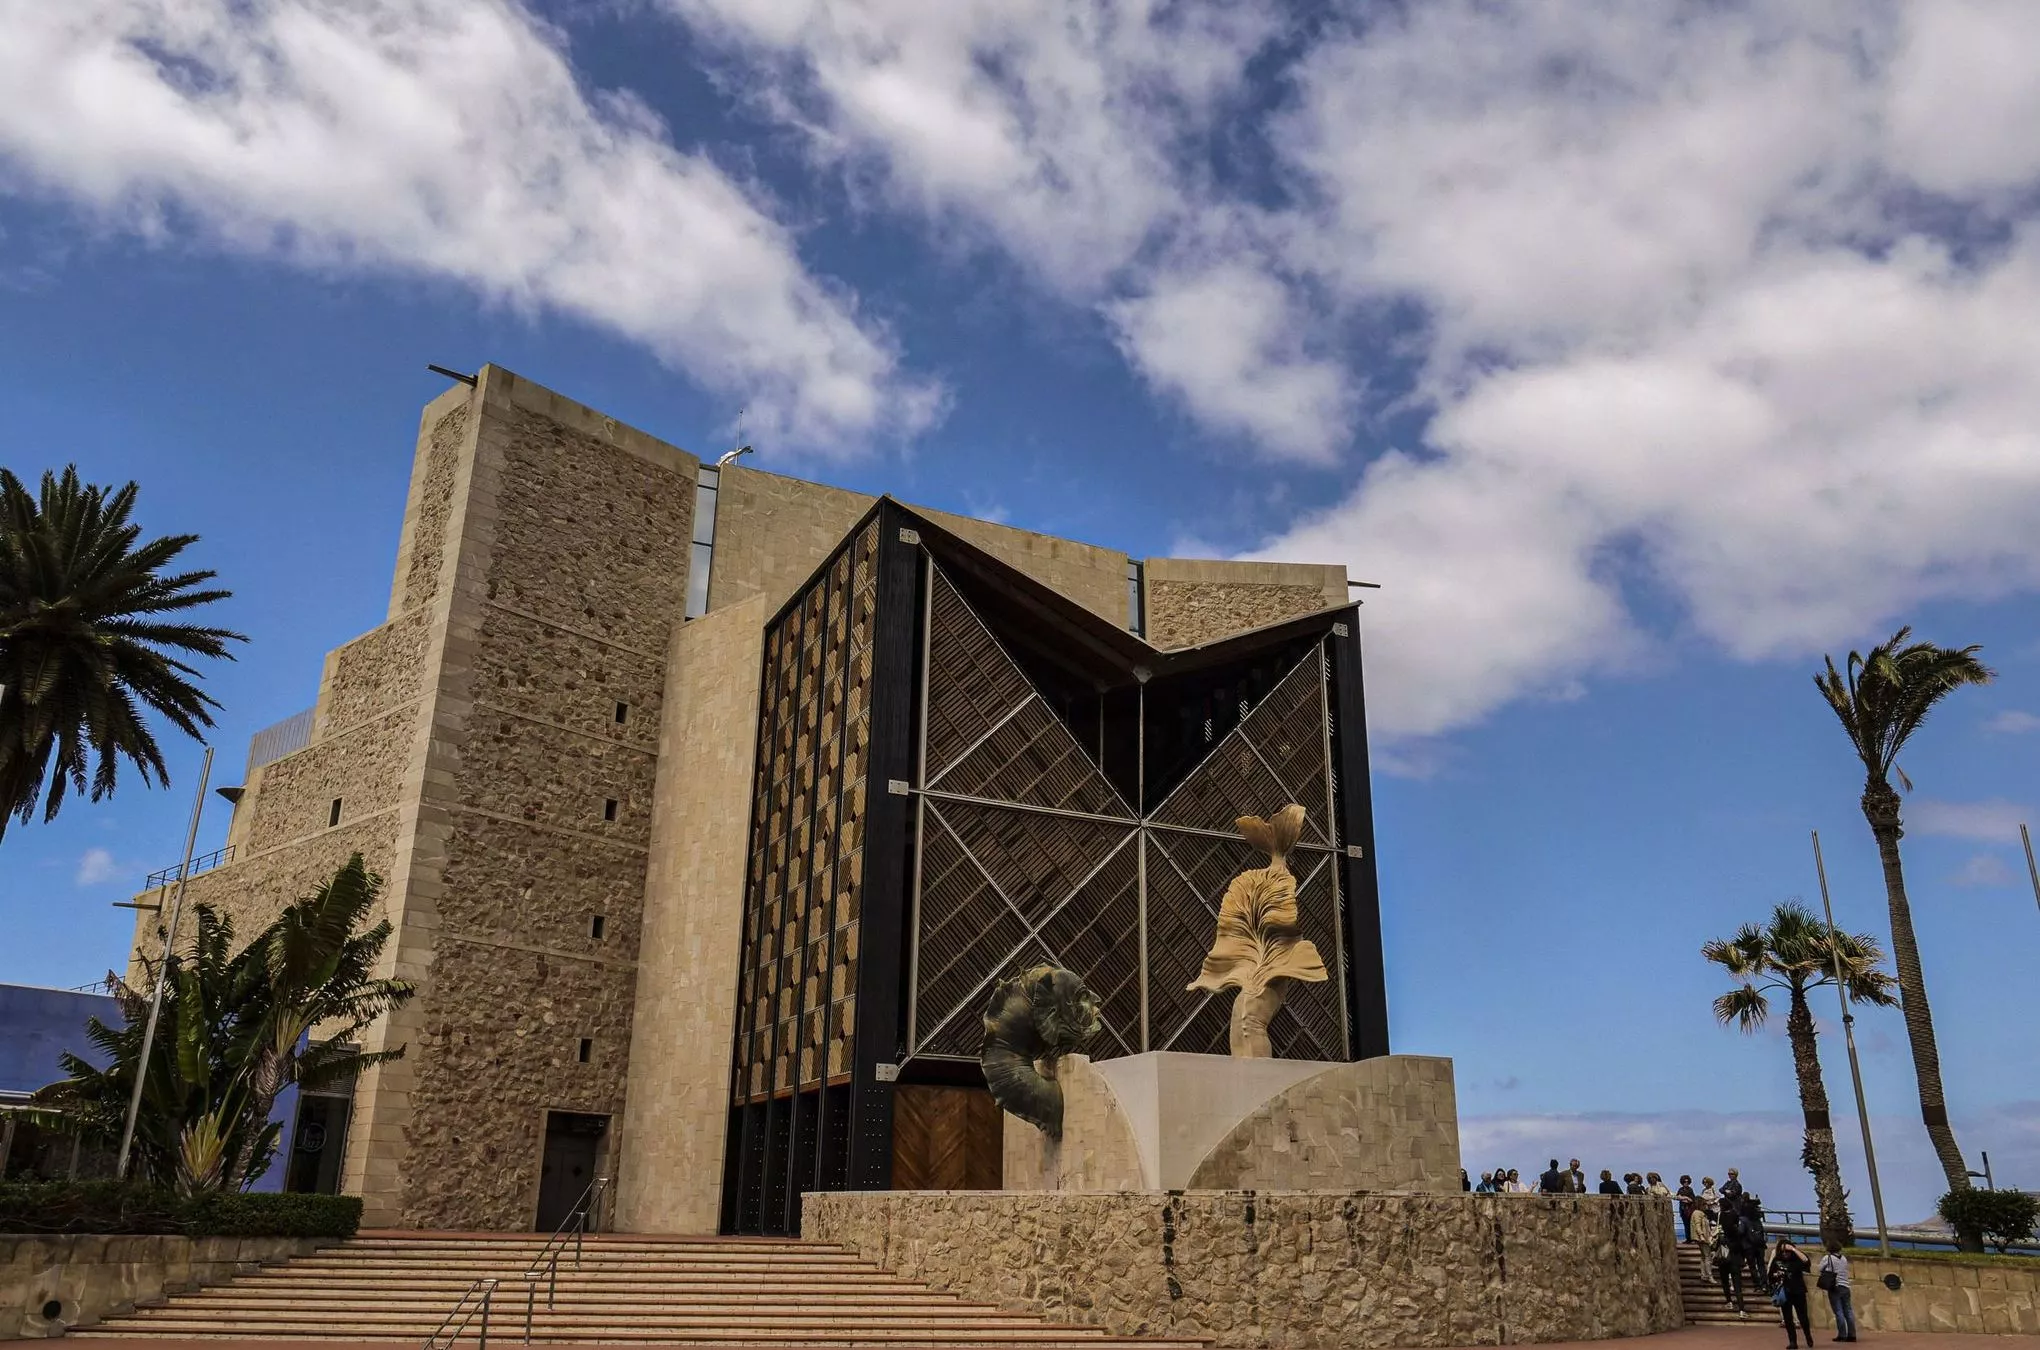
[1188,803,1329,1057]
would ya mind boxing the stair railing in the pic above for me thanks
[523,1174,609,1344]
[423,1277,498,1350]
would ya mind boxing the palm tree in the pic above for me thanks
[0,466,244,840]
[1816,627,1993,1193]
[1705,900,1897,1250]
[34,856,413,1191]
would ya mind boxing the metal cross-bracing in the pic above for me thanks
[904,563,1353,1067]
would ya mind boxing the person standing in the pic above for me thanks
[1722,1168,1746,1204]
[1505,1168,1528,1193]
[1626,1172,1649,1195]
[1769,1236,1815,1348]
[1713,1224,1746,1316]
[1695,1178,1722,1247]
[1568,1158,1588,1193]
[1598,1169,1623,1195]
[1741,1197,1772,1292]
[1462,1168,1472,1192]
[1539,1159,1567,1194]
[1818,1243,1856,1342]
[1677,1176,1699,1242]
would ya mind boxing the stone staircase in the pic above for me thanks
[1678,1240,1761,1326]
[73,1231,1208,1346]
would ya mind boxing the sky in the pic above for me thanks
[1,0,2036,1224]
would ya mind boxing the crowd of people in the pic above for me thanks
[1460,1162,1860,1347]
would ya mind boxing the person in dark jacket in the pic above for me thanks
[1539,1159,1566,1194]
[1677,1176,1700,1241]
[1626,1172,1648,1195]
[1712,1226,1746,1314]
[1722,1168,1746,1203]
[1769,1236,1816,1347]
[1741,1198,1772,1291]
[1597,1169,1623,1195]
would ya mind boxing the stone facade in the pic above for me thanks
[1143,559,1347,650]
[806,1190,1685,1348]
[1810,1254,2040,1335]
[121,365,1370,1232]
[2,1234,327,1339]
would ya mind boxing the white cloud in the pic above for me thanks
[1986,710,2040,735]
[0,0,942,453]
[663,0,2040,743]
[660,0,1357,456]
[75,847,120,886]
[1249,0,2040,739]
[1948,852,2015,888]
[1908,798,2032,843]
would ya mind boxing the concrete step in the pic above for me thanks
[76,1232,1210,1349]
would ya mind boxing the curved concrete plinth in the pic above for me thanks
[804,1190,1685,1350]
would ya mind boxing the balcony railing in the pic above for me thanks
[144,845,235,892]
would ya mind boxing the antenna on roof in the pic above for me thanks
[716,407,753,467]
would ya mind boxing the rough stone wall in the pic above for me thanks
[1812,1255,2040,1335]
[317,607,434,737]
[613,594,769,1234]
[388,398,469,619]
[383,366,696,1229]
[806,1191,1685,1349]
[1143,559,1348,650]
[2,1234,329,1339]
[242,711,413,854]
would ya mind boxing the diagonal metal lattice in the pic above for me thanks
[909,560,1348,1064]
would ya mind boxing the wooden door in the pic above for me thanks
[891,1085,1003,1190]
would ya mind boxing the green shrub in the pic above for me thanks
[1938,1188,2040,1254]
[0,1181,360,1238]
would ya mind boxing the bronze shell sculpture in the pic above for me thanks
[1188,803,1329,1056]
[979,964,1102,1138]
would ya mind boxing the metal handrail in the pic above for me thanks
[144,844,235,891]
[523,1175,609,1344]
[424,1277,497,1350]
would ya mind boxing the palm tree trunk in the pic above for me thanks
[1861,780,1970,1195]
[1786,984,1853,1249]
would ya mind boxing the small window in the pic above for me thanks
[328,798,343,828]
[602,798,619,822]
[590,915,607,941]
[577,1038,593,1064]
[613,701,629,725]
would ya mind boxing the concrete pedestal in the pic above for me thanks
[1004,1051,1460,1193]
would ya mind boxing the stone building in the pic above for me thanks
[128,365,1389,1235]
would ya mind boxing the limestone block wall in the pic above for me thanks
[706,467,876,615]
[1190,1055,1459,1192]
[613,594,770,1234]
[923,507,1129,626]
[806,1191,1684,1349]
[1143,559,1347,650]
[2,1234,329,1339]
[1810,1255,2040,1335]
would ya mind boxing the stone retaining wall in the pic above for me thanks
[1808,1254,2040,1335]
[806,1190,1683,1348]
[1,1233,326,1339]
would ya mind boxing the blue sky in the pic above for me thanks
[2,1,2036,1222]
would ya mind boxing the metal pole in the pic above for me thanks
[2021,824,2039,918]
[117,745,214,1179]
[1813,829,1889,1255]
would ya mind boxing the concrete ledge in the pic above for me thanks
[1810,1254,2040,1335]
[805,1189,1684,1349]
[1,1233,328,1339]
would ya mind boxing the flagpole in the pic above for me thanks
[117,745,214,1180]
[1813,829,1889,1255]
